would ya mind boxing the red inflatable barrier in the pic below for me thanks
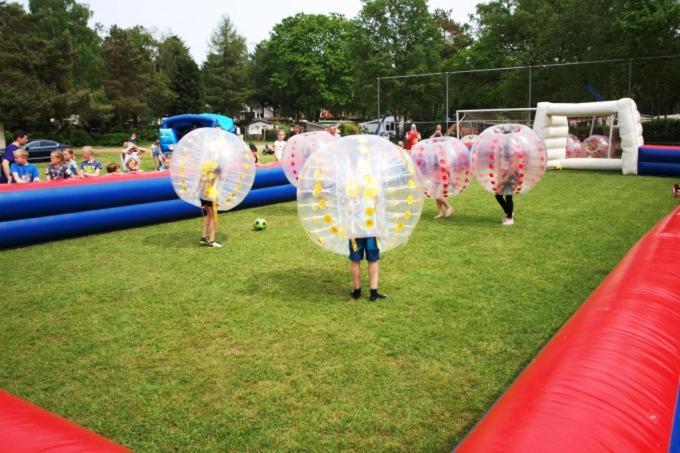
[0,170,169,192]
[457,207,680,452]
[0,390,129,452]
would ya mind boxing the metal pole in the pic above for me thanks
[377,78,381,120]
[456,111,460,139]
[528,65,533,108]
[445,73,449,132]
[627,59,633,98]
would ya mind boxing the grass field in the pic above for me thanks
[1,170,676,451]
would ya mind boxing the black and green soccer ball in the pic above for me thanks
[253,218,267,231]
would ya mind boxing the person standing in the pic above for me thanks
[1,130,29,184]
[431,124,443,138]
[404,124,421,151]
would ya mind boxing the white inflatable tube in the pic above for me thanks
[533,98,643,175]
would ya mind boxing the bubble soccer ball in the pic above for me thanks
[297,135,424,255]
[410,137,471,198]
[461,134,479,150]
[281,131,337,186]
[565,134,586,158]
[170,128,256,210]
[583,135,611,158]
[253,218,267,231]
[471,124,547,196]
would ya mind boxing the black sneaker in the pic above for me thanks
[369,291,387,301]
[351,289,361,300]
[208,241,224,248]
[200,237,210,245]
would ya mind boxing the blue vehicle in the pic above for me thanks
[159,113,236,153]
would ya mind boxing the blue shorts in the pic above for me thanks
[349,237,380,262]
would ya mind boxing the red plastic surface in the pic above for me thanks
[640,145,680,151]
[0,170,169,192]
[457,207,680,452]
[0,390,130,452]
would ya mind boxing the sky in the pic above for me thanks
[15,0,482,63]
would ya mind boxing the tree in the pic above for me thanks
[201,16,252,116]
[252,13,357,119]
[101,25,154,126]
[170,56,202,114]
[352,0,445,121]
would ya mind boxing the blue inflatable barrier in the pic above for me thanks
[637,145,680,176]
[0,167,296,249]
[0,167,291,223]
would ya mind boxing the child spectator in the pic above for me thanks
[45,151,72,181]
[160,154,171,170]
[121,141,146,172]
[80,146,102,177]
[2,129,29,184]
[329,125,341,138]
[62,147,82,178]
[273,130,286,161]
[10,150,40,183]
[151,139,162,170]
[431,124,443,138]
[106,163,122,175]
[125,157,142,173]
[249,143,259,165]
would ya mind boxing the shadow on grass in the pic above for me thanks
[141,230,201,249]
[256,265,351,303]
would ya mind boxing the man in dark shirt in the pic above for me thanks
[1,130,29,184]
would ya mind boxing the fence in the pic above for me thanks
[376,55,680,137]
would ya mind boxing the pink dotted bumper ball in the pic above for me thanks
[565,134,586,158]
[583,134,612,158]
[461,134,479,150]
[410,137,471,199]
[281,131,337,186]
[471,124,547,195]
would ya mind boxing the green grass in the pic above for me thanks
[0,171,675,451]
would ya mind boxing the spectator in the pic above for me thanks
[151,139,162,170]
[106,162,122,175]
[262,144,274,155]
[431,124,443,138]
[290,124,302,137]
[45,151,72,181]
[125,157,142,173]
[10,150,40,183]
[249,143,259,165]
[1,129,29,184]
[160,154,171,170]
[404,124,421,151]
[329,125,341,138]
[80,146,102,177]
[129,132,137,145]
[273,130,287,161]
[62,147,82,178]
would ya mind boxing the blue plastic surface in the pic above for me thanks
[638,147,680,164]
[638,161,680,177]
[0,182,296,249]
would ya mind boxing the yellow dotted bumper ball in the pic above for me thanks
[169,128,256,210]
[297,135,425,255]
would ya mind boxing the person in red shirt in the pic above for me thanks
[404,124,421,151]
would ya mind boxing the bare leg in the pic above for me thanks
[350,261,361,289]
[368,261,379,289]
[202,213,209,238]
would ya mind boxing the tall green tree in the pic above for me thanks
[201,16,252,116]
[101,25,155,126]
[253,13,357,119]
[170,56,202,114]
[353,0,445,121]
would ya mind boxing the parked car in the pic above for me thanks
[24,140,72,162]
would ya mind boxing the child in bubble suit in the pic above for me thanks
[198,161,223,248]
[495,141,520,226]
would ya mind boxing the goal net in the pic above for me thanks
[454,108,536,138]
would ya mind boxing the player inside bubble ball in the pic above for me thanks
[198,161,224,248]
[495,138,520,226]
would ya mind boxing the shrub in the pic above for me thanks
[339,122,359,136]
[642,118,680,145]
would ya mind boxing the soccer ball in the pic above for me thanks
[253,218,267,231]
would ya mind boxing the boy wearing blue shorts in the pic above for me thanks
[349,237,386,301]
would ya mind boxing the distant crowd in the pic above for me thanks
[1,130,171,185]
